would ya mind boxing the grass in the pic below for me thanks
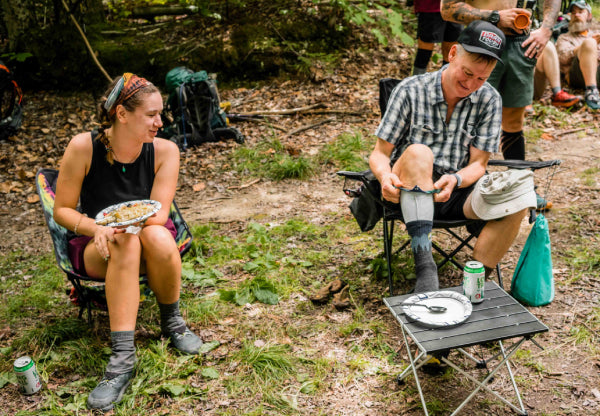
[2,129,600,414]
[230,137,315,180]
[580,166,600,187]
[0,205,396,414]
[229,130,373,181]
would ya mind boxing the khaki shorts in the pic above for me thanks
[487,35,537,108]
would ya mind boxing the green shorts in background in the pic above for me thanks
[487,35,537,108]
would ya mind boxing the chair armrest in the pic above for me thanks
[336,170,373,181]
[488,159,561,171]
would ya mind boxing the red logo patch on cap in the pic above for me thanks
[479,31,503,50]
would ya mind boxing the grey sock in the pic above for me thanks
[401,191,438,292]
[408,225,439,293]
[105,331,136,377]
[159,300,186,335]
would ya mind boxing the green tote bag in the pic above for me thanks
[511,214,554,306]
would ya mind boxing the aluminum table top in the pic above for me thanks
[384,281,548,354]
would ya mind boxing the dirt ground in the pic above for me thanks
[1,40,600,414]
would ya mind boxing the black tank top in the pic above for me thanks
[80,131,155,218]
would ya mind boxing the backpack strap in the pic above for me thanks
[177,84,188,150]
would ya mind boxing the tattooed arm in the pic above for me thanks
[441,0,530,35]
[521,0,561,58]
[440,0,491,25]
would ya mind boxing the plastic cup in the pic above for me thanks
[514,13,530,29]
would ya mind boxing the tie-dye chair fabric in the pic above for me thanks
[36,168,193,323]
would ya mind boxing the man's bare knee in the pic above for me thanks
[393,144,434,181]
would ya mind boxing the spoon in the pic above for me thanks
[401,303,447,313]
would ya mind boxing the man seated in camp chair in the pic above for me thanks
[369,21,537,293]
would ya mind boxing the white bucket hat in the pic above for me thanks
[471,169,536,220]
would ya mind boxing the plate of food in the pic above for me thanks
[400,291,472,328]
[95,199,161,227]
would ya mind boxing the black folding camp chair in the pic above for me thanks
[36,168,193,323]
[338,78,561,296]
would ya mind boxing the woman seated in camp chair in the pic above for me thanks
[53,73,202,412]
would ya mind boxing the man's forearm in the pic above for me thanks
[539,0,561,32]
[441,0,492,25]
[369,151,392,184]
[456,165,486,188]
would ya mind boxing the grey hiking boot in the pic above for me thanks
[167,327,203,355]
[87,371,133,411]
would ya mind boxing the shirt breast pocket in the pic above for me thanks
[461,124,477,149]
[411,124,441,146]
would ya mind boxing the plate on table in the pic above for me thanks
[400,291,472,328]
[95,199,161,227]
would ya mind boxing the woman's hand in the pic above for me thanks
[94,225,125,261]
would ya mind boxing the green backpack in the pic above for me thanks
[163,67,244,149]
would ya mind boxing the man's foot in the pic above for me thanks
[167,327,203,354]
[585,88,600,110]
[551,89,580,107]
[536,193,553,211]
[87,371,133,411]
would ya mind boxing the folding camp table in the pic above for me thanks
[384,281,548,415]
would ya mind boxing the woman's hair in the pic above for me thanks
[95,75,159,164]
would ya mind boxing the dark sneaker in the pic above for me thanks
[536,193,553,211]
[585,89,600,110]
[167,327,203,354]
[551,89,580,107]
[87,371,133,411]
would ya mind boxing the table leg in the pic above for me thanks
[400,324,430,415]
[443,338,528,415]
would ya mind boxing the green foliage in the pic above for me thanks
[315,0,414,46]
[219,276,279,305]
[0,52,33,63]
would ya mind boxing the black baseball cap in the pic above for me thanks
[457,20,506,63]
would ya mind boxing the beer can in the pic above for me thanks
[463,261,485,303]
[13,356,42,395]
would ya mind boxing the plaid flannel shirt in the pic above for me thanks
[375,68,502,175]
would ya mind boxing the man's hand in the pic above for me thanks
[433,174,458,203]
[498,8,531,35]
[381,172,403,203]
[522,26,552,58]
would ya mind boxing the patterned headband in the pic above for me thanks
[104,73,152,116]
